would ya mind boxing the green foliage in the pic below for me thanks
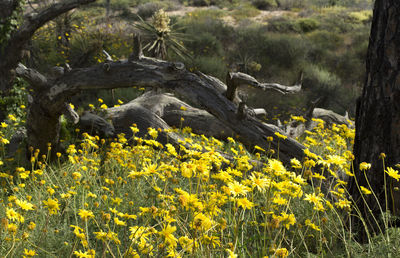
[0,0,25,50]
[0,78,28,120]
[266,16,301,33]
[252,0,278,10]
[137,2,164,19]
[185,32,224,57]
[296,18,319,33]
[189,55,227,79]
[230,3,260,21]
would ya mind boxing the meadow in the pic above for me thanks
[1,107,400,257]
[3,0,400,257]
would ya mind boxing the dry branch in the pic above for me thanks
[16,54,305,164]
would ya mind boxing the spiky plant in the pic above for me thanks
[134,9,191,60]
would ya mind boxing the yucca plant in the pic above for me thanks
[134,9,191,60]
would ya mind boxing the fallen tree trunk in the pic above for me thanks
[110,91,236,139]
[284,107,353,138]
[16,46,306,164]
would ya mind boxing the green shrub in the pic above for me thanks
[231,4,260,21]
[188,0,210,6]
[266,16,301,33]
[297,18,319,33]
[302,64,345,111]
[275,0,309,10]
[189,55,228,79]
[251,0,278,10]
[137,2,163,19]
[307,30,343,51]
[186,32,224,57]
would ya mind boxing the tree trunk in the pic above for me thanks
[350,0,400,239]
[0,0,96,92]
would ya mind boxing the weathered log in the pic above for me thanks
[120,91,235,139]
[107,103,186,148]
[79,111,114,138]
[285,107,354,138]
[16,56,305,164]
[225,71,302,102]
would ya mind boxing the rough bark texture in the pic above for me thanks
[0,0,18,21]
[16,55,306,165]
[349,0,400,238]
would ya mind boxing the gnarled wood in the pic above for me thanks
[17,55,305,164]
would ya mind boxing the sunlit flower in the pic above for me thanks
[227,181,249,197]
[274,132,287,140]
[159,224,178,247]
[236,197,255,210]
[359,162,371,171]
[386,167,400,181]
[360,186,372,195]
[78,209,94,221]
[42,198,60,215]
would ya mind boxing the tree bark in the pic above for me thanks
[349,0,400,239]
[16,56,306,165]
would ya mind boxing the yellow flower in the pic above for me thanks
[360,186,372,195]
[291,115,306,123]
[272,195,288,206]
[159,224,178,247]
[72,172,82,180]
[268,159,286,176]
[254,145,265,152]
[78,209,95,221]
[290,158,302,169]
[28,221,36,230]
[227,181,249,197]
[335,199,351,209]
[23,249,36,257]
[8,223,18,233]
[8,114,17,121]
[226,249,238,258]
[359,162,371,171]
[236,197,255,210]
[42,198,60,215]
[6,208,19,221]
[274,132,287,140]
[73,250,93,258]
[114,217,126,226]
[275,247,289,257]
[148,127,158,139]
[305,219,320,231]
[273,212,296,230]
[386,167,400,181]
[16,199,34,210]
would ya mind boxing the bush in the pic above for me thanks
[302,64,345,111]
[266,16,301,33]
[231,4,260,21]
[251,0,277,10]
[186,32,224,57]
[188,0,210,6]
[297,18,319,33]
[189,55,228,79]
[137,2,163,19]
